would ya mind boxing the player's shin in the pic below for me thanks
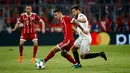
[19,45,23,56]
[44,47,59,62]
[82,53,100,59]
[72,51,80,64]
[61,51,77,64]
[33,45,38,58]
[18,45,23,63]
[33,40,38,58]
[31,45,38,63]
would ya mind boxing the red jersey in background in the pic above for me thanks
[18,12,42,34]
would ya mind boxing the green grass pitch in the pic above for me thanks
[0,45,130,73]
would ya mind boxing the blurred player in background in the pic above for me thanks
[11,5,45,63]
[71,5,107,66]
[36,9,81,68]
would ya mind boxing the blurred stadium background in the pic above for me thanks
[0,0,130,46]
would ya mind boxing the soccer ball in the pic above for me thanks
[35,59,45,70]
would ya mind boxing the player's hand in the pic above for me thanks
[83,30,89,34]
[42,28,45,34]
[11,29,15,32]
[71,18,77,24]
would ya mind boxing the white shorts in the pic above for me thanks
[74,34,92,55]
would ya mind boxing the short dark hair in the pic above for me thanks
[53,9,62,13]
[71,5,80,10]
[26,4,32,6]
[25,4,32,8]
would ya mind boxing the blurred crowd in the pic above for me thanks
[0,0,130,32]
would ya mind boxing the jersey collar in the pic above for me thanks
[25,12,32,16]
[60,15,64,21]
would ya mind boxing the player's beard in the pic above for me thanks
[27,11,31,15]
[73,13,78,19]
[75,13,78,19]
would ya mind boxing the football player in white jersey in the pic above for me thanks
[71,5,107,67]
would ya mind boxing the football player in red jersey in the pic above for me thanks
[36,9,81,68]
[11,5,45,63]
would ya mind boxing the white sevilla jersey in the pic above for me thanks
[77,13,90,36]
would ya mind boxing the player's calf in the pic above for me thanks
[80,54,86,59]
[80,53,101,59]
[61,50,67,57]
[61,51,78,65]
[71,46,81,64]
[44,46,60,62]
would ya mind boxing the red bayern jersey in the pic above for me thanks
[18,12,42,34]
[60,15,74,41]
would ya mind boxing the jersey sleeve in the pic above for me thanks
[70,18,75,23]
[78,14,89,24]
[63,17,72,32]
[78,14,86,20]
[17,15,23,24]
[64,16,71,24]
[35,14,42,22]
[63,17,73,40]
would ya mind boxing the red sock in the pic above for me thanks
[64,54,77,64]
[44,50,55,62]
[19,45,23,56]
[33,45,38,58]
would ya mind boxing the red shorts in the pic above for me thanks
[57,39,74,52]
[20,33,38,41]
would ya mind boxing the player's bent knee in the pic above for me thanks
[71,46,78,52]
[19,43,23,46]
[51,47,60,53]
[34,43,38,46]
[19,41,24,46]
[80,55,86,59]
[61,51,67,57]
[50,49,56,53]
[71,49,77,52]
[33,41,38,46]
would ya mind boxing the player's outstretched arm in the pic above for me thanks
[40,20,45,33]
[72,25,78,34]
[77,18,86,23]
[71,18,89,34]
[11,23,19,32]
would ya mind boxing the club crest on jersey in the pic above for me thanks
[79,15,83,17]
[31,17,34,20]
[24,18,27,21]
